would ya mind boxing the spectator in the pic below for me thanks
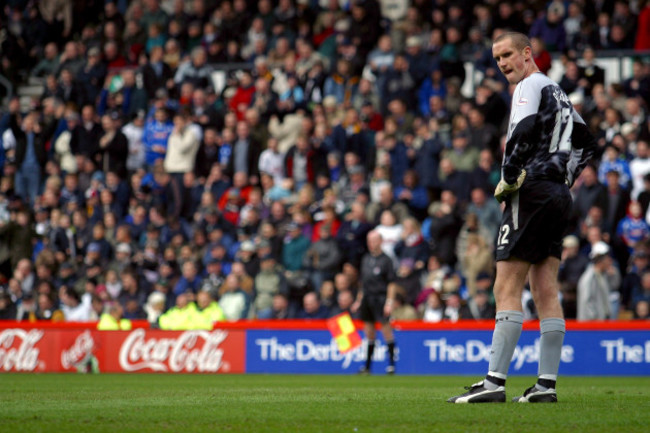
[367,34,394,90]
[559,235,590,318]
[529,2,567,52]
[428,190,463,268]
[530,37,552,75]
[143,107,173,168]
[252,254,287,319]
[328,278,355,312]
[35,292,64,321]
[630,141,650,200]
[466,187,501,241]
[194,290,226,328]
[572,165,608,231]
[282,222,310,272]
[632,269,650,313]
[439,27,466,88]
[219,274,250,320]
[9,111,55,206]
[420,290,445,322]
[173,260,202,298]
[366,183,410,225]
[465,285,496,320]
[271,294,293,319]
[622,249,650,311]
[77,47,107,106]
[174,46,213,89]
[443,130,480,174]
[636,2,650,50]
[60,286,93,321]
[438,158,471,205]
[122,111,147,173]
[144,291,167,327]
[97,303,131,330]
[225,121,261,184]
[324,58,359,107]
[601,170,630,241]
[617,201,650,253]
[303,223,342,292]
[578,47,606,93]
[32,42,60,78]
[389,291,418,321]
[158,292,195,330]
[0,211,36,272]
[598,145,632,189]
[164,110,201,177]
[297,291,330,319]
[284,133,326,190]
[56,41,84,76]
[380,54,415,113]
[98,113,128,179]
[0,288,17,320]
[577,242,621,320]
[635,300,650,319]
[459,232,493,299]
[394,217,428,271]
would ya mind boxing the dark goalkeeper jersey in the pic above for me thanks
[502,72,596,187]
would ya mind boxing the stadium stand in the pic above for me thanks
[1,0,650,325]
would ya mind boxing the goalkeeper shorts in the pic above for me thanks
[495,180,572,264]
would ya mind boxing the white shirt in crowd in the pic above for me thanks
[62,293,93,322]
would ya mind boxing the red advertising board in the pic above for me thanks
[0,327,246,373]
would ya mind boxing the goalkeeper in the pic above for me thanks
[448,32,596,403]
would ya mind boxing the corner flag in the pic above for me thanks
[326,312,362,354]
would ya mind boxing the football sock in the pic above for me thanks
[486,310,524,388]
[365,340,375,370]
[538,317,565,389]
[387,341,395,366]
[535,378,556,392]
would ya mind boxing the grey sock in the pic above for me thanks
[487,310,524,382]
[538,317,565,385]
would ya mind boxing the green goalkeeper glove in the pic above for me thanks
[494,169,526,203]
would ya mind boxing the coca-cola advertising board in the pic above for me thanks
[0,328,246,373]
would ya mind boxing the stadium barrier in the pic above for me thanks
[0,320,648,375]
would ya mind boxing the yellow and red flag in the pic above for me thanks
[326,312,362,354]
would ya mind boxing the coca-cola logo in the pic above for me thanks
[61,331,95,369]
[118,329,230,372]
[0,329,43,371]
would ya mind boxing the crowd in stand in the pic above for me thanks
[1,0,650,327]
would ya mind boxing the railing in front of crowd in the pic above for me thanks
[202,50,650,99]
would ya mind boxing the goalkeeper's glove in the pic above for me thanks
[494,169,526,203]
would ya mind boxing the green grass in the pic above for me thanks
[0,374,649,433]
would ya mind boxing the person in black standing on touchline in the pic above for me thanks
[354,230,397,374]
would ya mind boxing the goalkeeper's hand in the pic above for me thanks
[494,169,526,203]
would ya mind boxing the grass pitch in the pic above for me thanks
[0,374,648,433]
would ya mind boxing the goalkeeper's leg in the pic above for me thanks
[512,257,564,403]
[485,259,529,388]
[448,259,529,403]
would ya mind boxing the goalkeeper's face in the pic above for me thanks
[492,38,532,85]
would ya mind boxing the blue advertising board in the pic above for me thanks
[246,329,650,376]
